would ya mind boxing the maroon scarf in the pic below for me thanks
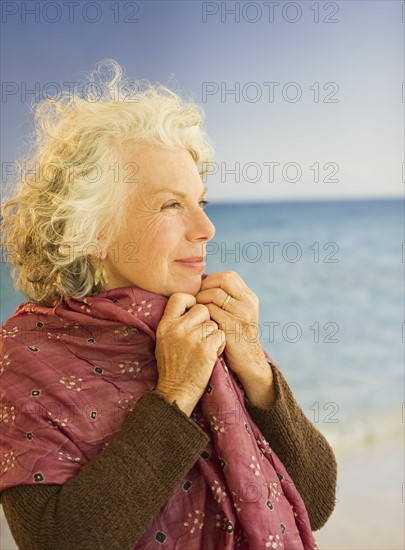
[1,280,317,549]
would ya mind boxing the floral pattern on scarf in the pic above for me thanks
[1,281,317,549]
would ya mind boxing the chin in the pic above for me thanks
[168,275,203,297]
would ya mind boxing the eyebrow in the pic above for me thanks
[155,186,208,198]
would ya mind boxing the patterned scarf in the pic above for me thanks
[1,279,317,549]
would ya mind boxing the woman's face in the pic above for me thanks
[100,142,216,297]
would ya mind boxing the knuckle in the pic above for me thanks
[215,288,225,301]
[222,270,234,282]
[168,292,182,302]
[170,292,195,304]
[194,303,209,315]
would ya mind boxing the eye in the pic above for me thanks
[163,202,182,209]
[199,200,209,210]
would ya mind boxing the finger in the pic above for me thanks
[195,288,232,309]
[208,329,226,354]
[203,303,232,326]
[180,304,211,328]
[162,293,196,320]
[205,305,245,344]
[199,320,219,341]
[217,339,226,357]
[200,271,246,301]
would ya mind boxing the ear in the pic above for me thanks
[87,240,107,261]
[92,231,107,260]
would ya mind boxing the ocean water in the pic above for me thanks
[1,198,403,452]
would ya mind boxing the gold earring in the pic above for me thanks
[94,259,109,286]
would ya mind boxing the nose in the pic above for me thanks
[185,206,216,243]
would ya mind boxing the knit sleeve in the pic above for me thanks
[0,391,209,550]
[244,361,338,531]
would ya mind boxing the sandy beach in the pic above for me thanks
[0,503,16,550]
[314,435,404,549]
[1,436,403,549]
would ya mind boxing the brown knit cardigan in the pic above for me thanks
[0,362,337,549]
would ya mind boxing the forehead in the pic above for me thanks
[123,141,205,194]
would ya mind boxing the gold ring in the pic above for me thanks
[220,294,232,311]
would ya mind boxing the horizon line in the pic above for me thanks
[206,195,404,206]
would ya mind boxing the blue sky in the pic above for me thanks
[1,0,403,202]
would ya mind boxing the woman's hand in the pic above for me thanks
[155,293,226,416]
[195,271,276,408]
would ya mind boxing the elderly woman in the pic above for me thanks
[0,60,337,550]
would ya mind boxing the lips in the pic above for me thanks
[176,257,205,262]
[175,257,206,271]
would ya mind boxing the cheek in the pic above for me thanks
[134,217,183,258]
[125,217,161,247]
